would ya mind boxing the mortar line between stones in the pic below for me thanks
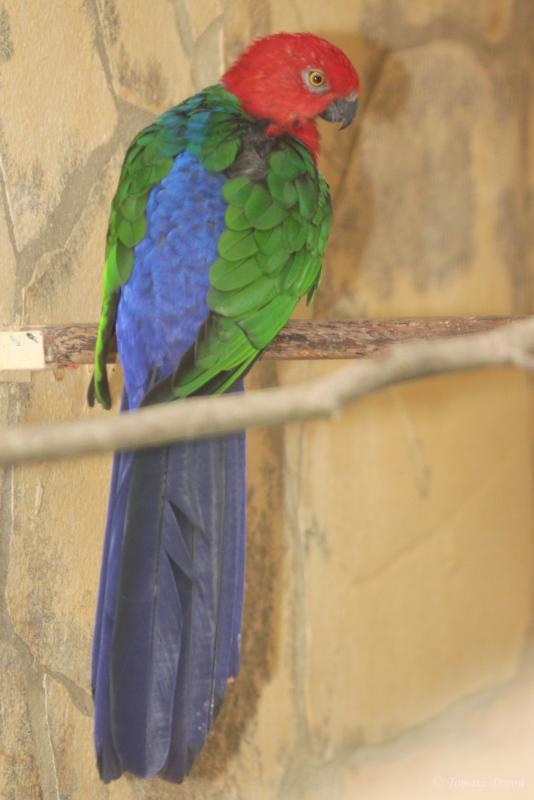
[193,15,225,88]
[0,383,22,637]
[0,157,19,259]
[171,0,195,60]
[87,0,119,106]
[42,674,61,800]
[44,667,93,717]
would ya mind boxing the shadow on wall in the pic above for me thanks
[313,32,411,318]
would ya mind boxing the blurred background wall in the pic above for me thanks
[0,2,532,798]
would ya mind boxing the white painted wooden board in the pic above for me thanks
[0,331,45,371]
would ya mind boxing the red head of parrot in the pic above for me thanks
[222,32,360,158]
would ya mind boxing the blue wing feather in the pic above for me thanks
[116,152,227,408]
[92,152,246,782]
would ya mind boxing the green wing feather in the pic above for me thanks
[89,85,332,409]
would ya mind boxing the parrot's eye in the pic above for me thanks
[309,70,325,86]
[305,69,328,92]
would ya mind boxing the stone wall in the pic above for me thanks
[0,2,532,798]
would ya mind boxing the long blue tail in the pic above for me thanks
[92,428,246,782]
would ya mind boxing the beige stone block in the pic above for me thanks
[96,0,195,112]
[289,368,533,751]
[0,643,41,799]
[0,3,117,250]
[320,42,522,318]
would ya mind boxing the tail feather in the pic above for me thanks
[92,394,133,700]
[160,434,246,779]
[92,419,246,782]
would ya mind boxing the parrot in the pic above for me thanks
[88,32,359,783]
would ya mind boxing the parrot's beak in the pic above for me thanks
[319,93,359,129]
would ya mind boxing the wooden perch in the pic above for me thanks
[0,317,526,370]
